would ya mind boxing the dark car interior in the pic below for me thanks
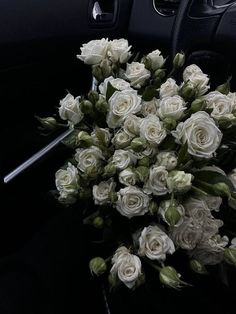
[1,0,236,313]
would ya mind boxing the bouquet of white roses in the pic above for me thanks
[41,38,236,291]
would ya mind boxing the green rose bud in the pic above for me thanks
[180,83,196,101]
[85,165,100,178]
[190,99,206,112]
[149,201,159,214]
[92,65,104,82]
[159,266,189,289]
[136,166,149,183]
[93,216,104,229]
[163,117,177,130]
[35,116,58,131]
[80,100,93,114]
[138,157,150,167]
[216,77,231,95]
[213,182,231,198]
[224,247,236,267]
[89,257,107,276]
[131,137,147,152]
[77,131,93,147]
[95,97,109,114]
[100,59,112,79]
[141,56,152,70]
[103,163,117,177]
[173,52,185,69]
[154,69,166,80]
[189,259,208,275]
[88,90,99,104]
[109,191,118,203]
[165,205,182,227]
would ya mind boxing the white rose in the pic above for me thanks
[123,114,142,136]
[201,195,222,212]
[191,235,228,265]
[111,252,142,289]
[230,237,236,249]
[159,199,185,227]
[108,39,132,64]
[183,64,209,96]
[183,64,203,81]
[144,166,169,196]
[111,246,130,265]
[99,76,131,95]
[107,90,141,128]
[112,150,137,170]
[204,91,233,120]
[141,98,159,117]
[115,186,150,218]
[130,145,158,160]
[228,92,236,113]
[112,130,133,149]
[140,114,166,145]
[202,217,224,238]
[119,168,137,186]
[75,146,104,172]
[59,93,83,125]
[77,38,109,65]
[171,217,203,250]
[184,197,212,225]
[167,170,192,193]
[55,162,79,203]
[156,151,177,171]
[146,49,165,71]
[92,179,116,205]
[138,225,175,261]
[125,62,151,88]
[172,111,222,158]
[159,78,179,98]
[158,95,186,120]
[91,128,111,147]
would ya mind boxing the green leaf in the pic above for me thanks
[193,170,235,191]
[177,142,188,166]
[142,85,157,101]
[106,81,119,101]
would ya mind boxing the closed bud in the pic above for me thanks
[189,259,208,275]
[216,77,231,95]
[138,157,150,167]
[80,100,93,114]
[131,137,147,152]
[149,201,158,214]
[100,59,112,79]
[109,192,118,203]
[173,52,185,69]
[93,216,104,229]
[85,165,99,178]
[163,117,177,130]
[190,99,206,112]
[95,97,109,114]
[224,247,236,267]
[180,83,196,101]
[89,257,107,276]
[136,166,149,183]
[165,205,181,227]
[103,163,116,177]
[35,116,58,131]
[154,69,166,80]
[88,90,99,104]
[213,182,231,198]
[159,266,190,289]
[77,131,93,147]
[92,65,104,82]
[142,56,152,70]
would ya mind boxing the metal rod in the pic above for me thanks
[3,128,74,183]
[3,77,98,183]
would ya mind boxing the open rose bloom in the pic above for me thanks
[48,38,236,291]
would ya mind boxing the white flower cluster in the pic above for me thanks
[52,38,236,290]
